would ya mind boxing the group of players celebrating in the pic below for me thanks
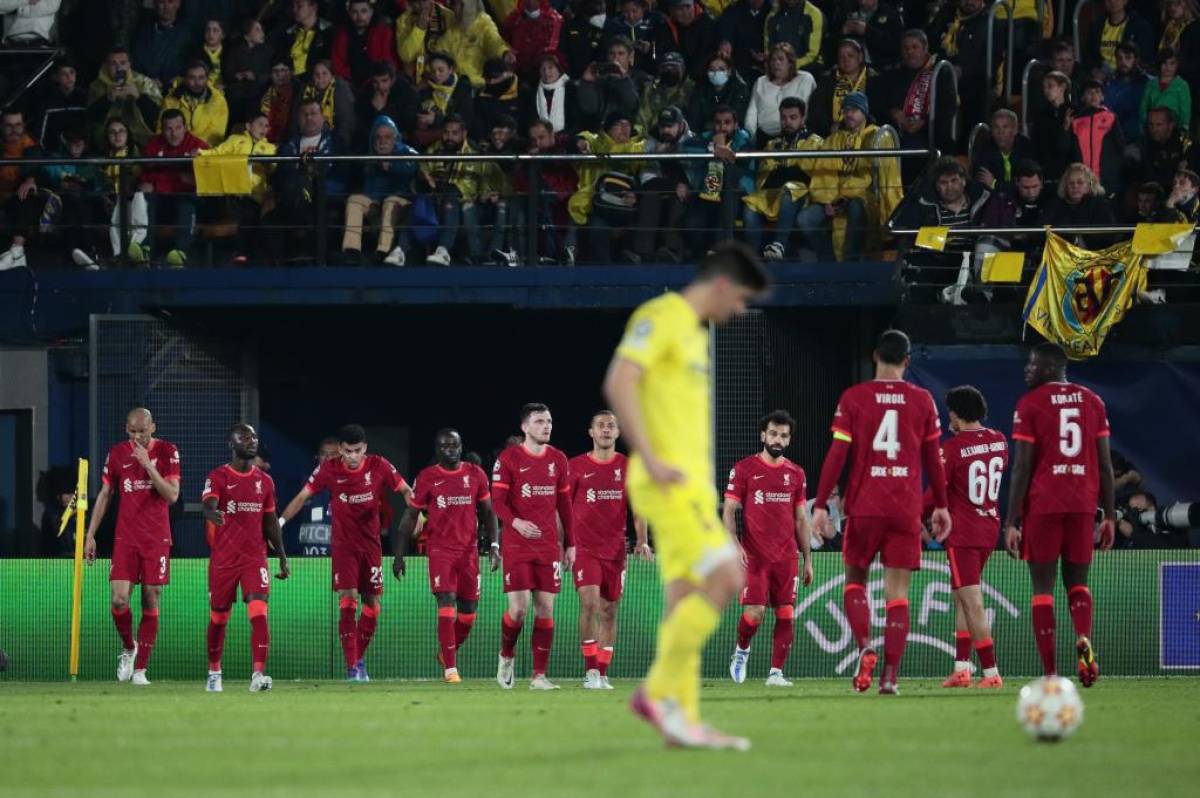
[81,243,1114,750]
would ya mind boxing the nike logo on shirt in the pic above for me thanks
[753,475,766,480]
[337,478,349,484]
[519,467,532,472]
[584,473,596,479]
[434,480,446,486]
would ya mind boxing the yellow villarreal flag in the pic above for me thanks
[1022,232,1148,359]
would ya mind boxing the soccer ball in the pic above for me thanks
[1015,676,1085,741]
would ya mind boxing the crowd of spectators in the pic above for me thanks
[0,0,1195,271]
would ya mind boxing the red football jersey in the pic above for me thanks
[1012,381,1110,516]
[492,444,571,561]
[569,453,629,561]
[830,380,942,519]
[306,454,408,553]
[202,464,276,567]
[725,454,806,562]
[410,463,490,553]
[101,439,181,547]
[942,428,1008,548]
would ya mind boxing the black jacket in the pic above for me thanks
[654,13,719,80]
[1082,11,1155,72]
[970,135,1037,194]
[717,0,773,80]
[1030,102,1075,184]
[562,18,606,78]
[869,61,956,150]
[576,71,645,133]
[270,19,334,79]
[1044,193,1118,248]
[34,85,88,150]
[686,72,752,133]
[355,77,420,147]
[806,67,876,136]
[827,2,903,68]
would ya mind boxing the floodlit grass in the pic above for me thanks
[2,678,1198,798]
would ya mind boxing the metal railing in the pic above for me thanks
[929,59,959,148]
[889,225,1197,236]
[1073,0,1097,62]
[1020,58,1046,137]
[0,147,938,269]
[0,46,63,110]
[967,123,991,166]
[986,0,1017,103]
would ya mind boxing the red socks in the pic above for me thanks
[248,600,269,673]
[771,606,795,670]
[597,646,613,677]
[736,612,760,650]
[882,598,909,684]
[531,617,554,676]
[112,605,134,650]
[1031,593,1057,676]
[975,637,997,671]
[1068,585,1093,639]
[437,607,457,670]
[455,612,476,646]
[954,631,972,663]
[134,607,159,670]
[581,639,598,672]
[338,597,359,668]
[844,582,871,650]
[500,612,522,658]
[207,609,230,671]
[357,603,380,661]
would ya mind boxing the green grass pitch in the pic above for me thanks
[3,678,1198,798]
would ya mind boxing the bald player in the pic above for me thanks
[84,407,182,685]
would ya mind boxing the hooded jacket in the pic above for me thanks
[1070,104,1124,196]
[686,71,751,133]
[161,80,230,147]
[355,116,418,200]
[503,1,564,79]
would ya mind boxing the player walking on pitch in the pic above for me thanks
[393,428,499,683]
[84,407,181,685]
[279,424,411,682]
[201,424,289,692]
[811,330,951,695]
[492,403,575,690]
[569,411,651,690]
[1004,342,1115,687]
[725,410,813,688]
[936,387,1007,689]
[605,242,769,750]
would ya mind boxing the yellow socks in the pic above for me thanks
[645,592,720,722]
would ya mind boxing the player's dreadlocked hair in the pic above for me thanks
[759,409,796,434]
[520,403,550,422]
[1032,341,1068,373]
[946,386,988,423]
[695,241,770,292]
[338,424,367,445]
[876,329,912,365]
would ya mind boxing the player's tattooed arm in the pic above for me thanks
[1004,439,1035,557]
[83,482,113,564]
[392,506,422,579]
[477,498,501,572]
[263,513,289,579]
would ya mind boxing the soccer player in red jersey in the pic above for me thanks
[811,330,951,695]
[569,411,651,690]
[1004,342,1115,687]
[84,407,181,686]
[491,403,575,690]
[392,428,499,683]
[724,410,813,688]
[279,424,412,682]
[937,386,1008,689]
[201,424,289,693]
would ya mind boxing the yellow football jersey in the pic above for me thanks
[615,292,712,490]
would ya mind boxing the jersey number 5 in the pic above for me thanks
[872,409,900,460]
[1059,408,1082,457]
[967,456,1004,505]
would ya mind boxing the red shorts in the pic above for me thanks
[946,546,992,590]
[209,560,271,608]
[741,556,799,607]
[1022,512,1095,565]
[332,547,384,595]
[572,550,626,602]
[428,548,481,601]
[503,557,562,594]
[110,539,171,585]
[842,516,922,571]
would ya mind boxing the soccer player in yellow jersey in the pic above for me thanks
[604,242,770,751]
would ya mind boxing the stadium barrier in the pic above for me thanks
[2,551,1197,682]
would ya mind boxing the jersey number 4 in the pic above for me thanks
[967,456,1004,505]
[872,409,901,460]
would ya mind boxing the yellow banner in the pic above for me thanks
[194,154,252,195]
[1021,232,1148,359]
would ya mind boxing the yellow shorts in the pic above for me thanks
[628,479,735,585]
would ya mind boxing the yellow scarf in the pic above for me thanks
[831,68,867,125]
[1160,18,1190,51]
[303,82,337,128]
[429,76,457,114]
[204,45,223,86]
[290,27,315,75]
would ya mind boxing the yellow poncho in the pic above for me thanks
[568,131,645,225]
[805,124,902,260]
[742,130,824,220]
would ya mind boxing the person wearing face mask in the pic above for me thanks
[687,54,750,133]
[636,50,694,135]
[564,0,610,77]
[160,60,229,147]
[764,0,824,71]
[654,0,718,80]
[503,0,564,82]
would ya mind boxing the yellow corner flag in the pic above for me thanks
[68,458,88,681]
[915,226,949,252]
[194,154,252,196]
[981,251,1025,283]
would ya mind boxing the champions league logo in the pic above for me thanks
[796,561,1019,672]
